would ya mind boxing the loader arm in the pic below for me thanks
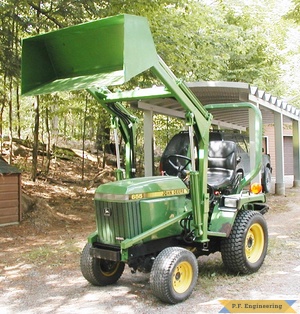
[88,90,138,179]
[21,14,212,241]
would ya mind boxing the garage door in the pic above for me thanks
[284,136,293,175]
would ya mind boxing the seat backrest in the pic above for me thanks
[208,140,237,170]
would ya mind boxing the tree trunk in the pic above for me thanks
[45,105,51,174]
[81,96,88,180]
[32,96,40,181]
[0,74,6,154]
[0,107,3,154]
[31,1,41,182]
[8,76,13,164]
[16,85,21,139]
[14,16,21,139]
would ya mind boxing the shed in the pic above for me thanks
[0,157,22,226]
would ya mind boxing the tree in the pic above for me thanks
[285,0,300,22]
[282,0,300,106]
[0,0,297,178]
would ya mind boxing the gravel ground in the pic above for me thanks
[0,177,299,314]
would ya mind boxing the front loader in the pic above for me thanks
[21,14,269,304]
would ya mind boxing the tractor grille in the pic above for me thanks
[95,200,142,246]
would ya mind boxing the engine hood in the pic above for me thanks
[95,176,189,201]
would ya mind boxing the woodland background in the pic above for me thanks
[2,0,300,180]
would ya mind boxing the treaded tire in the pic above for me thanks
[262,167,272,193]
[150,247,198,304]
[80,243,125,286]
[221,210,268,275]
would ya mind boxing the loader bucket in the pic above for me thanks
[21,14,159,96]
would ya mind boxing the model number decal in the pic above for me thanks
[129,188,189,200]
[131,193,143,200]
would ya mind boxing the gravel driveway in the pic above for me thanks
[0,178,299,314]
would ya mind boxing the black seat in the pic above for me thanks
[207,140,237,190]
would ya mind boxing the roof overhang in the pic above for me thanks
[134,81,300,130]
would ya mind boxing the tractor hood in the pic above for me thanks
[95,176,189,202]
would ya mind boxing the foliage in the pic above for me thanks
[0,0,298,177]
[283,0,300,105]
[285,0,300,23]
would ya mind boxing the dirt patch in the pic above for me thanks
[0,159,299,313]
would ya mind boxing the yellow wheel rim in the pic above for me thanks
[172,261,193,294]
[245,223,264,263]
[101,261,120,277]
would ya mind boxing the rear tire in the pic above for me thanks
[262,167,272,193]
[221,210,268,274]
[150,247,198,304]
[80,243,125,286]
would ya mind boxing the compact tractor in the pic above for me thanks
[21,14,269,304]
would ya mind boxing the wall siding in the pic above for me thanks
[0,174,21,225]
[264,124,293,176]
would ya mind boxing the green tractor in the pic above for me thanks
[22,14,269,304]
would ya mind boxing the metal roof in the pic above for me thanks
[136,81,300,131]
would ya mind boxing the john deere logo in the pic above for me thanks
[103,208,112,217]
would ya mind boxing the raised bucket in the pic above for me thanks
[21,14,158,96]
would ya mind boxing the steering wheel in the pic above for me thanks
[166,154,191,179]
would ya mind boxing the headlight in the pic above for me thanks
[224,197,238,208]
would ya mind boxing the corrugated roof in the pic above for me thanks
[135,81,300,130]
[0,158,22,174]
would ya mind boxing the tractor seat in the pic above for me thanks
[207,140,237,190]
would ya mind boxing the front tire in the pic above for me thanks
[80,243,125,286]
[150,247,198,304]
[221,210,268,275]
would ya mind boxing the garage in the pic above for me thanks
[137,81,300,195]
